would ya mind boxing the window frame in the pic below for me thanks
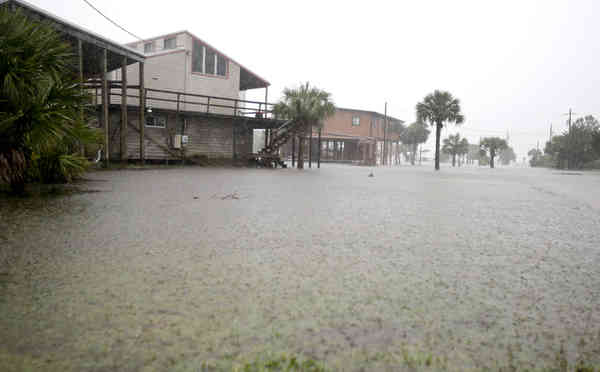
[190,38,229,78]
[352,116,360,126]
[163,37,176,50]
[143,42,154,53]
[145,114,167,128]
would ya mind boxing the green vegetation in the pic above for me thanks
[0,9,100,194]
[480,137,508,168]
[416,90,465,170]
[532,115,600,169]
[273,83,335,169]
[498,145,516,166]
[441,133,469,167]
[400,121,430,165]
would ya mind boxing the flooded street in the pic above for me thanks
[1,165,600,371]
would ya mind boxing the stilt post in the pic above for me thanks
[139,62,145,164]
[102,48,109,167]
[120,56,128,163]
[291,136,296,167]
[309,126,313,168]
[317,127,322,168]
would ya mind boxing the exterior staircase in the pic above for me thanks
[254,119,304,167]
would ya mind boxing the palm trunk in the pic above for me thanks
[297,123,306,169]
[452,154,456,167]
[490,150,495,168]
[411,143,417,165]
[435,123,442,170]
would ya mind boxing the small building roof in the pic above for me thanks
[0,0,145,77]
[336,107,404,124]
[128,30,270,91]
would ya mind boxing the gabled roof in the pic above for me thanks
[127,30,270,91]
[336,107,404,124]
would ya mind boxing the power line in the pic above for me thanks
[81,0,144,41]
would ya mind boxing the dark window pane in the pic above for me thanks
[192,40,203,73]
[205,48,215,75]
[164,37,176,50]
[217,55,227,76]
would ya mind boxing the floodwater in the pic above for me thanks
[1,164,599,371]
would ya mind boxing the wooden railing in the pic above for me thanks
[84,81,277,119]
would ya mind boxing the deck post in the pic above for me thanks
[232,122,236,161]
[291,136,296,167]
[317,127,321,168]
[139,62,145,164]
[309,127,312,168]
[78,39,85,156]
[120,56,128,163]
[176,93,184,165]
[101,48,109,167]
[264,86,268,118]
[264,128,269,149]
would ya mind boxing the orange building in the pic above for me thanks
[305,107,404,165]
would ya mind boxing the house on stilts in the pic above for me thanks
[282,107,405,167]
[2,0,301,166]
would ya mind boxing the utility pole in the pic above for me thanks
[564,108,574,169]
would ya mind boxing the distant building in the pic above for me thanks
[282,108,404,166]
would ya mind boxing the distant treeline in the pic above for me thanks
[529,115,600,169]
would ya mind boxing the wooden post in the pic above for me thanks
[309,127,313,168]
[78,39,85,156]
[264,129,269,149]
[291,136,296,167]
[264,86,268,118]
[176,93,184,165]
[232,122,236,161]
[102,49,109,167]
[206,97,211,113]
[139,62,145,164]
[120,56,128,163]
[317,127,322,168]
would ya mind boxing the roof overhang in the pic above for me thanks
[0,0,145,77]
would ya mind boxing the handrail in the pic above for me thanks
[84,83,280,118]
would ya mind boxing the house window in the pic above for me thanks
[217,55,227,76]
[144,42,154,53]
[191,39,228,77]
[192,39,204,73]
[146,114,166,128]
[352,116,360,126]
[163,37,176,50]
[205,47,216,74]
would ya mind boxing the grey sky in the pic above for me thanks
[29,0,600,159]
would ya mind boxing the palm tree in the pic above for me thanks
[399,121,430,165]
[416,90,465,170]
[273,83,335,169]
[480,137,508,168]
[441,133,466,167]
[0,9,95,193]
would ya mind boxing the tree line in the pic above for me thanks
[529,115,600,169]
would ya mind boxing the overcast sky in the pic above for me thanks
[29,0,600,159]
